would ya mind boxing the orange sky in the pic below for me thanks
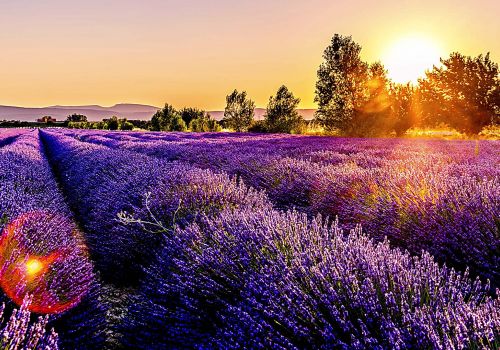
[0,0,498,109]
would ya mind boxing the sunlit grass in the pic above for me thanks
[403,125,465,139]
[405,125,499,140]
[478,124,500,140]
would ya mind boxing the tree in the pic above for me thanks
[189,113,221,132]
[314,34,369,133]
[106,116,119,130]
[179,108,205,127]
[66,114,87,123]
[150,104,184,131]
[118,118,134,131]
[223,90,255,132]
[347,62,392,136]
[264,85,304,133]
[390,83,416,137]
[170,115,187,131]
[207,118,222,132]
[418,52,500,134]
[150,110,161,131]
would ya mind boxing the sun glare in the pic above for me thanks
[26,258,44,278]
[382,36,444,84]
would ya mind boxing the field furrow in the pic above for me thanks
[0,128,497,349]
[57,129,500,288]
[0,130,107,349]
[0,129,31,148]
[40,130,272,286]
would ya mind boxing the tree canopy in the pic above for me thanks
[180,107,206,127]
[145,35,499,137]
[264,85,304,134]
[151,104,187,132]
[66,114,87,123]
[418,52,500,134]
[314,34,369,133]
[314,34,499,136]
[390,83,416,137]
[189,113,221,132]
[223,90,255,132]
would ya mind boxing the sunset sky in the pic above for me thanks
[0,0,498,110]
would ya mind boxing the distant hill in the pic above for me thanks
[0,104,160,122]
[0,104,316,122]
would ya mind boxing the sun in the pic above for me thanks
[382,36,444,84]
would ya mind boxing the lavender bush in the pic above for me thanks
[0,129,29,148]
[0,295,59,350]
[40,130,271,286]
[64,129,500,286]
[0,131,107,349]
[123,208,499,349]
[0,128,497,349]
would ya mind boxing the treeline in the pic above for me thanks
[152,87,308,134]
[0,115,138,130]
[150,106,222,132]
[150,89,307,133]
[154,34,499,136]
[0,120,40,128]
[66,114,137,130]
[60,33,500,136]
[65,109,224,132]
[314,34,499,136]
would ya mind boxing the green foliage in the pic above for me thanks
[180,108,205,127]
[314,34,369,133]
[128,120,151,130]
[150,104,220,133]
[418,52,500,134]
[67,121,83,129]
[223,90,255,132]
[315,36,398,137]
[67,117,133,131]
[66,114,88,123]
[118,118,134,130]
[106,116,119,130]
[248,120,268,133]
[171,115,187,131]
[67,121,104,129]
[313,35,447,137]
[346,62,393,137]
[189,114,221,132]
[150,104,186,131]
[390,83,416,137]
[208,119,222,132]
[264,85,304,134]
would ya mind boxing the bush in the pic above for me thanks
[247,120,268,133]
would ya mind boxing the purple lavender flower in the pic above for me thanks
[123,208,499,349]
[0,295,59,350]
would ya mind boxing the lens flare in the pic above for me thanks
[26,258,43,277]
[0,212,93,314]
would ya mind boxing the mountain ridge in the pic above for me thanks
[0,104,316,122]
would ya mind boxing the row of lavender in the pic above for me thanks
[0,129,107,349]
[61,129,500,288]
[39,130,499,349]
[0,128,29,147]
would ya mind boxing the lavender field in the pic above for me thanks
[0,128,498,349]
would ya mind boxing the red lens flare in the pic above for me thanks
[0,212,93,314]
